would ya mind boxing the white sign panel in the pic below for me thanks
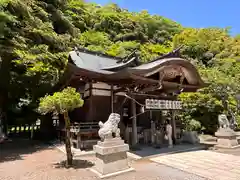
[145,99,182,110]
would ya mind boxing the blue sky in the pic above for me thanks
[87,0,240,36]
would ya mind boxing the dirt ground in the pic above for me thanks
[0,140,207,180]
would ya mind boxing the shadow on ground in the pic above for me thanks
[53,159,94,169]
[0,138,53,163]
[131,143,208,158]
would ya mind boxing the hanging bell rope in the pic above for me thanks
[124,94,145,107]
[124,94,147,119]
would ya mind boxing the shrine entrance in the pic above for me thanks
[119,97,183,148]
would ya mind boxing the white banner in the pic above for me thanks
[145,99,182,110]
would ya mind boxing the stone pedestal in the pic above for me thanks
[215,128,240,149]
[90,138,134,178]
[181,131,200,144]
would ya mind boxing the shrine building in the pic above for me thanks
[61,47,206,149]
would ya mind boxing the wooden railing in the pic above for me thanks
[57,122,100,150]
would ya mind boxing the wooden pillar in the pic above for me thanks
[171,110,177,144]
[150,111,155,144]
[125,125,130,144]
[131,99,138,146]
[89,82,93,121]
[110,85,114,113]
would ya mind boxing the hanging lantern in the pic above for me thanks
[123,108,128,117]
[140,106,145,113]
[114,96,118,103]
[52,113,59,126]
[52,114,58,120]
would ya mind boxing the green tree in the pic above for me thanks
[173,27,240,132]
[2,0,240,135]
[38,87,84,167]
[173,28,231,66]
[0,0,182,132]
[179,92,223,134]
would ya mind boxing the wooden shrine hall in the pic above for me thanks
[63,47,206,149]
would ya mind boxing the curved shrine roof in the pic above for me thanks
[68,48,206,92]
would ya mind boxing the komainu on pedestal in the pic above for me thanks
[98,113,121,141]
[90,113,134,178]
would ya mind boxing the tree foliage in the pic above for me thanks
[38,87,84,115]
[1,0,240,134]
[174,28,240,133]
[0,0,180,126]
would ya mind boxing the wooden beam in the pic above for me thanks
[127,92,175,99]
[110,85,114,113]
[113,87,126,93]
[139,84,162,93]
[162,81,201,89]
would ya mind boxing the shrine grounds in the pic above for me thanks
[1,139,240,180]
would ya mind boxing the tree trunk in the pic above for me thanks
[0,49,12,135]
[63,111,73,167]
[30,123,34,140]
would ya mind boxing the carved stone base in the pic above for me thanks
[90,138,134,178]
[215,129,239,149]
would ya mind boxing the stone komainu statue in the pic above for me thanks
[218,114,230,129]
[98,113,121,141]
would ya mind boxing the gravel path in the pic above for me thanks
[0,145,207,180]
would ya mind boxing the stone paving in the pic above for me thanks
[213,147,240,156]
[0,146,207,180]
[151,150,240,180]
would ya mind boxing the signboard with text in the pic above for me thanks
[145,99,182,110]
